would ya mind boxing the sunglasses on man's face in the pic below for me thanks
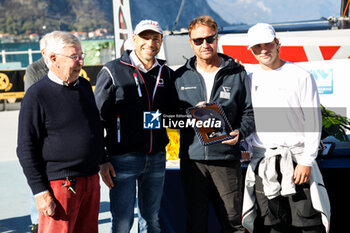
[191,34,217,46]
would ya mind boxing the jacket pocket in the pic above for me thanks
[117,115,121,143]
[289,183,324,227]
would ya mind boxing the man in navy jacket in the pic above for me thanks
[94,20,176,233]
[175,16,254,233]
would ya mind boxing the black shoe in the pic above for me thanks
[30,224,38,233]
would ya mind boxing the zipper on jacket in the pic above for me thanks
[195,71,207,102]
[209,65,228,102]
[133,73,142,97]
[193,58,229,103]
[133,67,153,154]
[148,65,165,154]
[204,146,208,160]
[120,60,165,154]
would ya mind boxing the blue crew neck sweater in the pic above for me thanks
[17,75,104,195]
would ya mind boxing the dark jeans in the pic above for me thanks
[180,159,244,233]
[254,156,325,233]
[109,151,166,233]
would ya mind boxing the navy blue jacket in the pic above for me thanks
[94,50,176,156]
[175,53,254,160]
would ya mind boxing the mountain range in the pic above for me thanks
[0,0,113,35]
[207,0,340,25]
[129,0,230,31]
[0,0,231,36]
[0,0,342,36]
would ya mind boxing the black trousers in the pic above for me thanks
[180,159,245,233]
[254,156,326,233]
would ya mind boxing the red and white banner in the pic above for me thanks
[218,29,350,64]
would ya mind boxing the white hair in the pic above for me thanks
[39,31,57,64]
[44,31,81,67]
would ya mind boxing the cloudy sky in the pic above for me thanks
[207,0,341,24]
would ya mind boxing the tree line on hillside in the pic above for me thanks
[0,0,113,36]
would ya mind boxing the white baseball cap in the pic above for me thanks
[247,23,276,49]
[134,20,163,35]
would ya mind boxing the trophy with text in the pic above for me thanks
[186,102,235,146]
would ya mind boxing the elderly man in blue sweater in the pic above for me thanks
[17,31,104,233]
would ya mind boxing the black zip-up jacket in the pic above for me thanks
[94,50,176,156]
[175,53,254,160]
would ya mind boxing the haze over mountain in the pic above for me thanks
[207,0,341,25]
[129,0,230,31]
[0,0,230,36]
[0,0,342,36]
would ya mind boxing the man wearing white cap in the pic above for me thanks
[242,23,330,233]
[94,20,176,233]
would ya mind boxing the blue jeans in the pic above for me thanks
[109,151,166,233]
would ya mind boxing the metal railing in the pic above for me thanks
[1,49,41,65]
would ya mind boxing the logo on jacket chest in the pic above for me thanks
[220,86,231,99]
[158,78,164,87]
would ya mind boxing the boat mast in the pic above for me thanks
[112,0,133,58]
[171,0,186,34]
[340,0,350,28]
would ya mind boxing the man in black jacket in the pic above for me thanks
[175,16,254,233]
[94,20,176,233]
[24,32,50,92]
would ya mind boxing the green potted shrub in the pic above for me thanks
[318,105,350,157]
[321,104,350,141]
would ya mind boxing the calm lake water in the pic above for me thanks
[0,39,115,69]
[0,42,41,68]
